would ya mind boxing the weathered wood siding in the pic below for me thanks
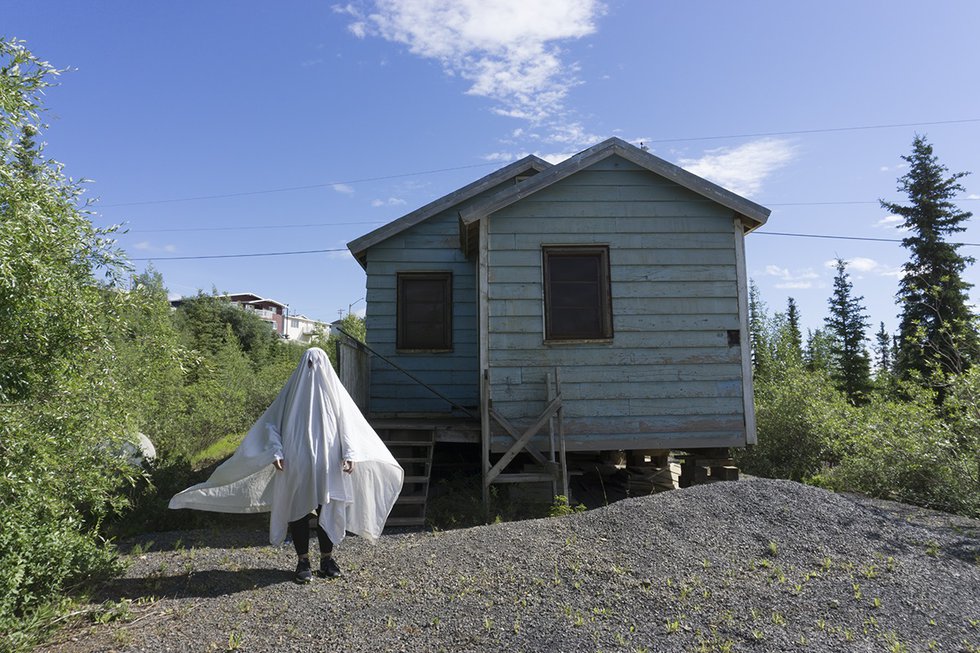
[486,155,746,451]
[364,178,528,414]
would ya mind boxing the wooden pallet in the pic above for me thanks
[677,450,739,488]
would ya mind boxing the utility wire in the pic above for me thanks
[755,231,980,247]
[120,197,977,234]
[100,162,501,208]
[97,117,980,209]
[131,220,386,234]
[645,117,980,144]
[128,230,980,262]
[129,248,347,261]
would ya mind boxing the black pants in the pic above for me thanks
[288,506,333,557]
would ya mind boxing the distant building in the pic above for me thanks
[170,292,328,339]
[285,313,330,343]
[221,292,287,335]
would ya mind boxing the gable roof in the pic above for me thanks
[458,137,771,232]
[347,154,552,267]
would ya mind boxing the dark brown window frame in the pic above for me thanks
[396,271,453,352]
[542,245,613,342]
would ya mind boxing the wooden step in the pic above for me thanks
[492,472,556,483]
[403,475,429,483]
[385,517,426,527]
[395,495,427,504]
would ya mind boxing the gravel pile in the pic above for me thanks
[47,479,979,652]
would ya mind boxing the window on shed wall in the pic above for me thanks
[397,272,453,350]
[543,246,613,340]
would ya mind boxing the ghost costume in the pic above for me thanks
[169,347,403,547]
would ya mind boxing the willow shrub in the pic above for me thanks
[0,40,141,650]
[738,366,854,481]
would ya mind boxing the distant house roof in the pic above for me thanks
[169,292,288,310]
[459,137,771,232]
[225,293,287,309]
[347,154,552,268]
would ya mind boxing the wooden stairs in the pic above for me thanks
[378,427,435,527]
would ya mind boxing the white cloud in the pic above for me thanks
[875,214,903,228]
[332,183,355,195]
[679,138,796,197]
[968,193,980,200]
[823,257,902,278]
[371,197,407,207]
[337,0,601,125]
[764,265,819,289]
[132,241,177,254]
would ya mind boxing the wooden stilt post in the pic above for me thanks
[481,369,491,522]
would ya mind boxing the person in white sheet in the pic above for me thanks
[169,347,403,583]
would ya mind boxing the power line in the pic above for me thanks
[129,248,347,261]
[646,118,980,144]
[100,162,501,208]
[128,230,980,263]
[131,220,386,234]
[755,231,980,247]
[117,197,978,234]
[96,117,980,209]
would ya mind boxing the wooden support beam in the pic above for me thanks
[489,407,550,465]
[486,395,562,483]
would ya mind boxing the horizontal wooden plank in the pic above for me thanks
[488,330,732,350]
[493,199,734,222]
[490,380,742,407]
[488,263,738,285]
[488,248,735,267]
[616,313,741,331]
[371,368,479,386]
[612,265,736,283]
[366,248,470,264]
[489,364,744,387]
[501,231,734,251]
[367,272,476,290]
[487,346,741,367]
[367,302,478,318]
[489,430,746,453]
[490,215,734,235]
[488,265,541,284]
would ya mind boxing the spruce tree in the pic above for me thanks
[785,297,803,360]
[880,135,977,381]
[873,321,893,376]
[825,258,872,402]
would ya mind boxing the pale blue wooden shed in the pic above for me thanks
[347,137,770,521]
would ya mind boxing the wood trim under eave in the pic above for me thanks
[478,216,490,402]
[733,215,757,445]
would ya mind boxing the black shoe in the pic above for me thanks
[319,556,341,578]
[294,558,313,584]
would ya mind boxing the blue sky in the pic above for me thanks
[6,1,980,336]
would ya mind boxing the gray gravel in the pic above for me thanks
[46,479,979,652]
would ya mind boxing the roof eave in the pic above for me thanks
[459,137,771,229]
[347,155,552,269]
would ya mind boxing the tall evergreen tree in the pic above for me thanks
[825,258,872,401]
[880,135,977,381]
[748,280,770,375]
[805,328,835,376]
[785,297,803,360]
[873,321,893,376]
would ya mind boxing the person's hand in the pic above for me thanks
[343,460,355,474]
[273,458,284,471]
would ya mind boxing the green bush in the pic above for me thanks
[738,366,853,481]
[0,39,144,648]
[813,387,977,517]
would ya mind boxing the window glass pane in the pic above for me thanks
[397,273,452,349]
[544,247,610,340]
